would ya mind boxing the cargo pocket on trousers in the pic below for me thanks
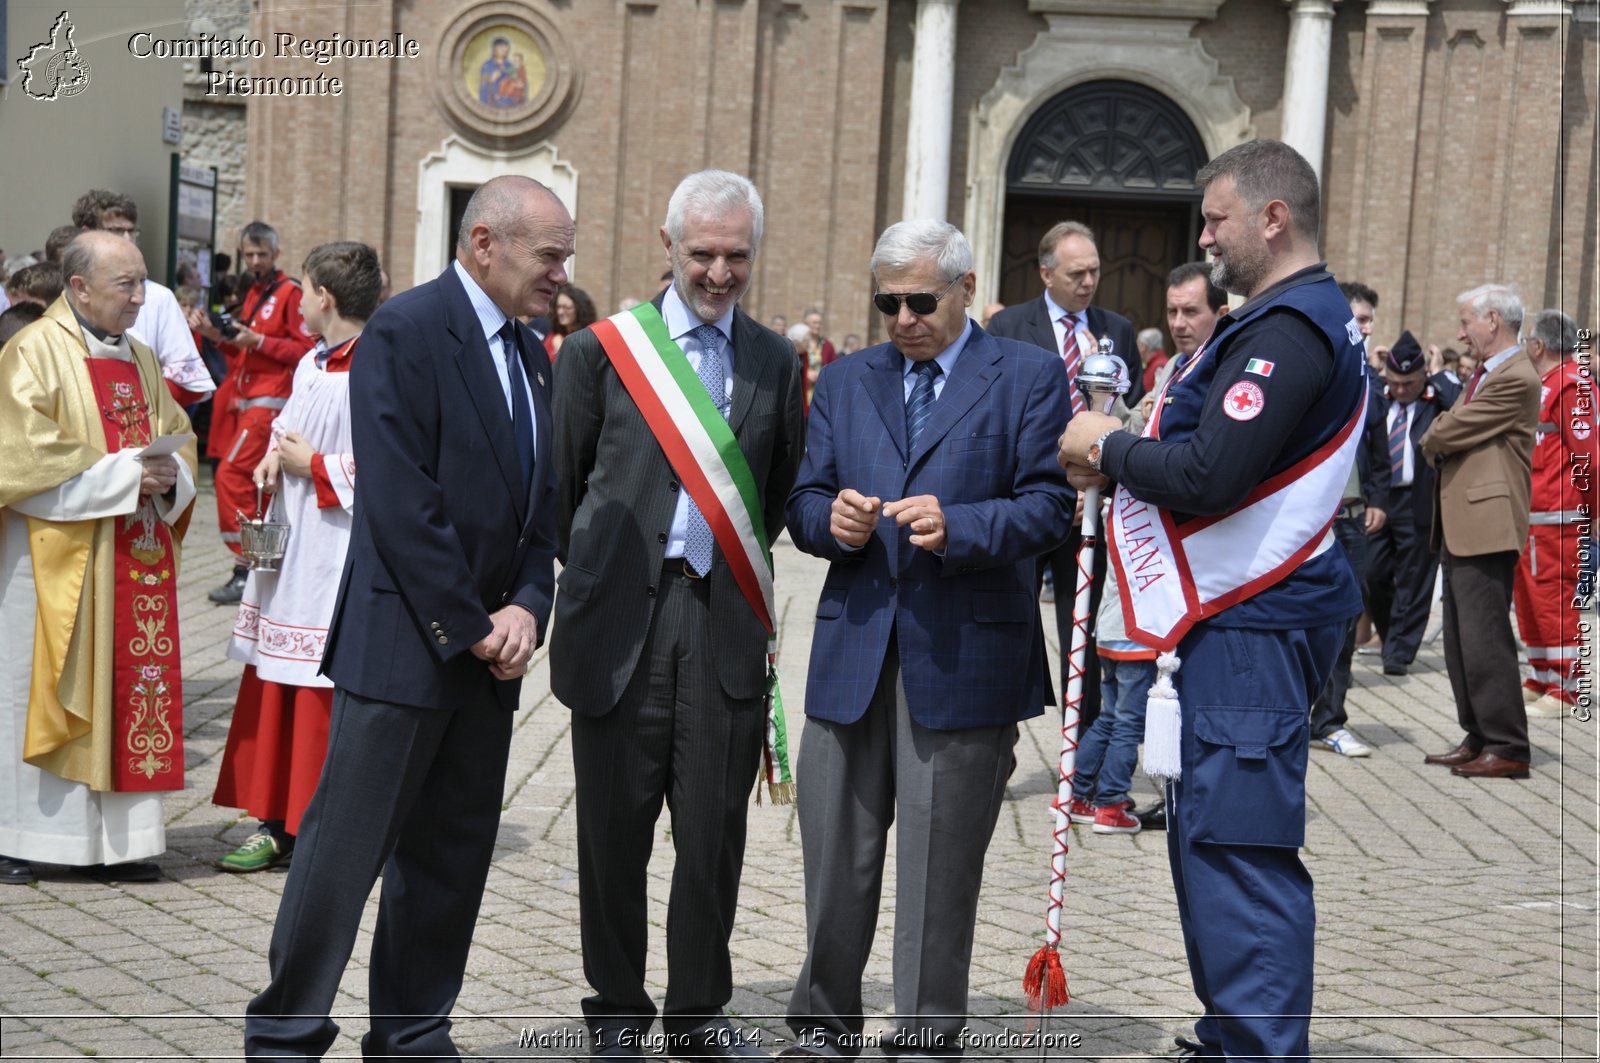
[1187,706,1308,847]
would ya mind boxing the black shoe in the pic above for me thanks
[0,856,36,885]
[76,860,162,883]
[1136,800,1167,831]
[1174,1035,1220,1058]
[208,567,248,605]
[1383,660,1407,676]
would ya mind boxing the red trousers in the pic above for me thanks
[1513,524,1587,704]
[215,405,278,559]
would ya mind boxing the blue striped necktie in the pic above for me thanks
[906,359,942,451]
[683,324,728,576]
[1388,403,1409,482]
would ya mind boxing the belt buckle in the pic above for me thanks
[682,558,703,580]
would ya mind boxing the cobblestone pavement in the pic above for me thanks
[2,474,1596,1061]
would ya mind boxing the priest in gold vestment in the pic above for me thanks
[0,232,198,885]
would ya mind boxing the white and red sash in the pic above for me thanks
[1107,352,1367,652]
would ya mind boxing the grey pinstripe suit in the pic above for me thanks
[549,293,804,1039]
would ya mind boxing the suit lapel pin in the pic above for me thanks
[537,372,545,387]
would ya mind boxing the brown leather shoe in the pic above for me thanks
[1423,743,1477,767]
[1451,752,1531,779]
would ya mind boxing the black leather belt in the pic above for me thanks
[664,558,706,580]
[1337,502,1367,522]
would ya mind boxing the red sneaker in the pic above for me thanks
[1067,796,1096,824]
[1092,802,1142,834]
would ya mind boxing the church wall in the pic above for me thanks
[226,0,1590,358]
[244,0,892,347]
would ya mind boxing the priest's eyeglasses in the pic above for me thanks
[873,276,961,317]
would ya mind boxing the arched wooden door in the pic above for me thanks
[1001,80,1207,337]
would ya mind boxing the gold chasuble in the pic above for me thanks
[0,296,198,791]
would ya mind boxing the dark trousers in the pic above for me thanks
[244,689,513,1059]
[1041,528,1104,729]
[570,567,764,1039]
[1441,550,1529,762]
[788,637,1015,1061]
[1168,621,1344,1062]
[1365,489,1439,667]
[1311,517,1370,737]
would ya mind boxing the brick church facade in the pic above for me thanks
[239,0,1595,351]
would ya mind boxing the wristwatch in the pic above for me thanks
[1086,429,1116,472]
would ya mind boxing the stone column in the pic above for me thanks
[902,0,960,221]
[1279,0,1338,179]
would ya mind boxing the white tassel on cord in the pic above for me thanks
[1142,651,1183,783]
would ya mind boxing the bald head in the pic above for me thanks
[455,175,564,254]
[454,176,575,319]
[64,230,147,336]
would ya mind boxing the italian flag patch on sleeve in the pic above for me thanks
[1245,358,1275,377]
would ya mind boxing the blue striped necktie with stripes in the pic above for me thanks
[906,359,942,451]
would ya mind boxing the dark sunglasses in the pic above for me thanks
[873,275,961,317]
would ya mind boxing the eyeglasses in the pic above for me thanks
[104,226,141,239]
[873,275,961,317]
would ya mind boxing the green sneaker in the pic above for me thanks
[217,830,292,873]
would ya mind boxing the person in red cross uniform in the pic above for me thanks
[1514,309,1595,716]
[187,221,315,603]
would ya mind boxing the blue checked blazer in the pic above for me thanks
[786,323,1074,730]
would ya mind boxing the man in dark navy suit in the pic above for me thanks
[1366,332,1459,677]
[988,222,1139,730]
[784,219,1073,1059]
[245,175,571,1059]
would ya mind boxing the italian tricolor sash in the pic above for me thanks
[591,303,793,801]
[1107,356,1366,652]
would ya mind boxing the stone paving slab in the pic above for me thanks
[1,474,1596,1060]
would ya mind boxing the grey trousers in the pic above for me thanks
[787,641,1016,1061]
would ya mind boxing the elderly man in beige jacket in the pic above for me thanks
[1420,283,1540,779]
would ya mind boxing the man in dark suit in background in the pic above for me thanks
[245,176,569,1059]
[987,221,1141,397]
[988,221,1139,729]
[1364,332,1459,679]
[783,219,1073,1059]
[550,170,804,1061]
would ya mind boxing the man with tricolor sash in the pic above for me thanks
[1060,139,1367,1062]
[0,231,198,886]
[550,170,803,1062]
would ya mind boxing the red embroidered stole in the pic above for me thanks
[83,357,185,792]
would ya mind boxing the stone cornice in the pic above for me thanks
[1365,1,1431,15]
[1028,0,1224,19]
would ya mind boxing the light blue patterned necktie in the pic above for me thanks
[683,324,728,576]
[906,359,942,451]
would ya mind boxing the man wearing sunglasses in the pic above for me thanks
[783,220,1073,1060]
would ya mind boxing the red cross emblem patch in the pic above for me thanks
[1223,381,1265,421]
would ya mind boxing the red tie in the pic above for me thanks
[1463,366,1485,403]
[1062,313,1088,415]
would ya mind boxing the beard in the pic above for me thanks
[1208,224,1270,298]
